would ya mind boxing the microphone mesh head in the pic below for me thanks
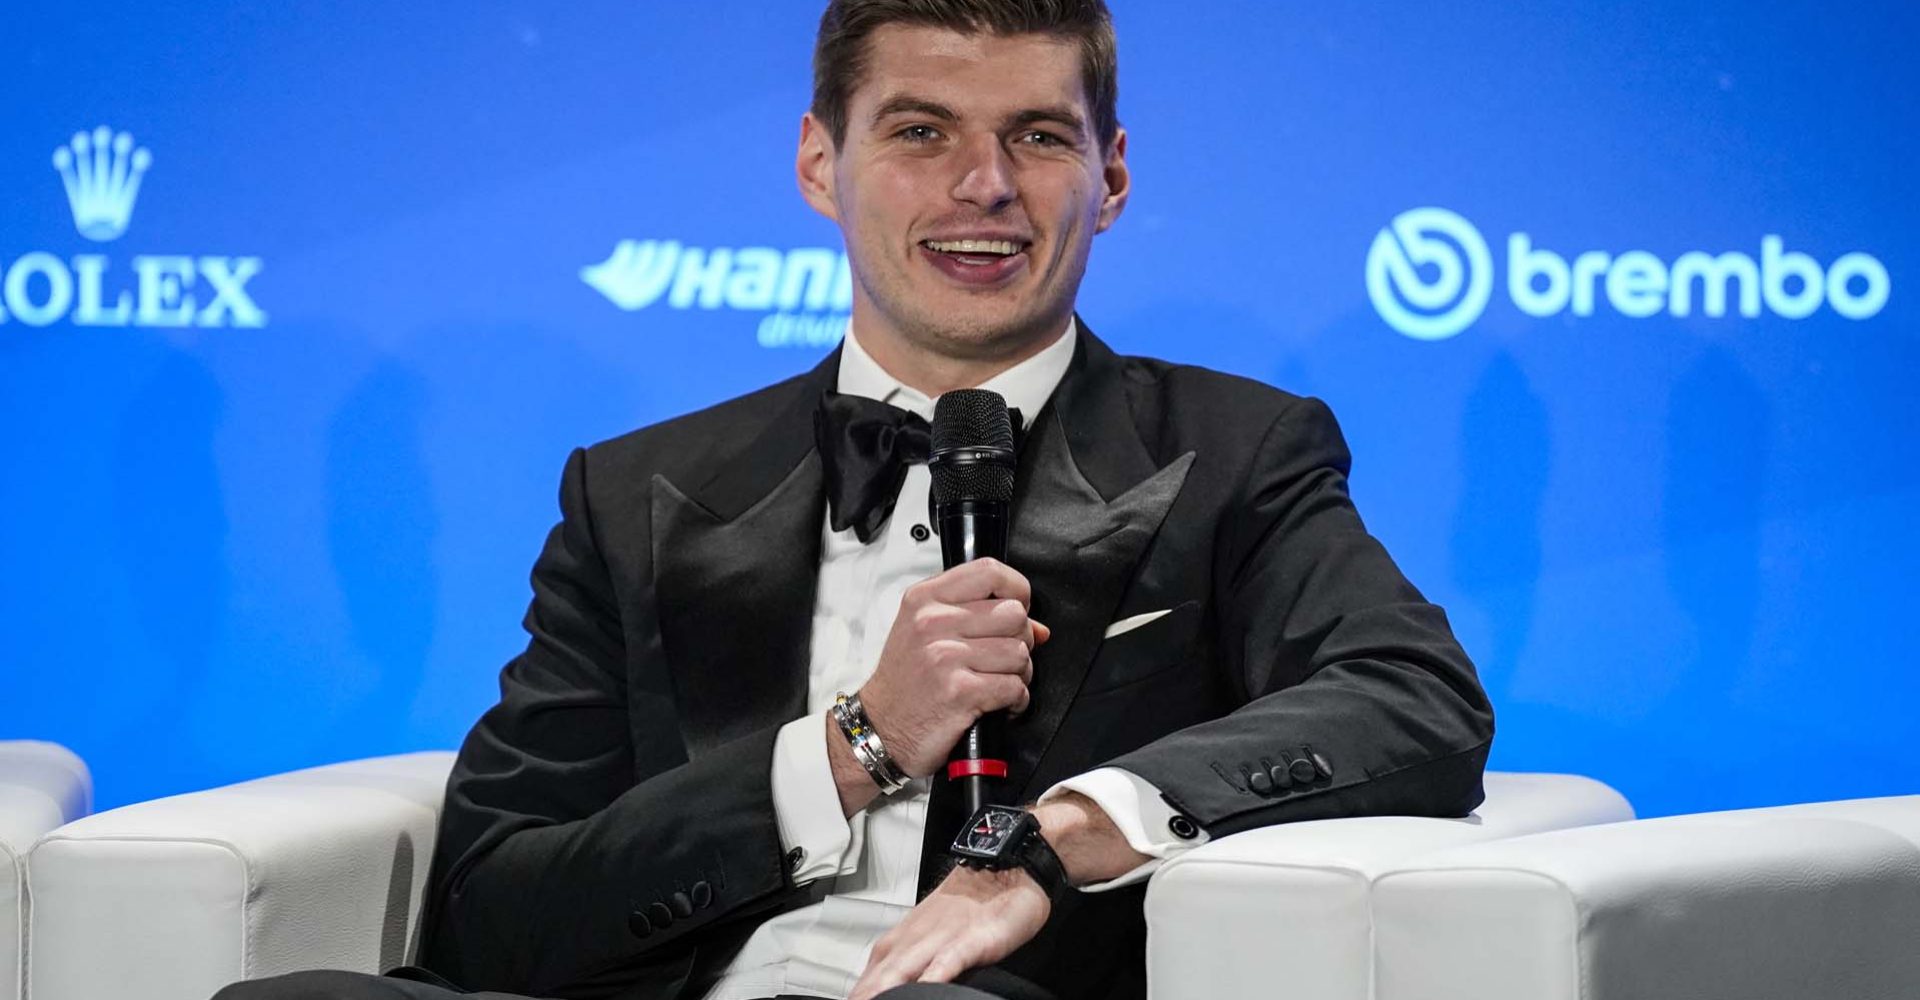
[930,389,1016,504]
[932,389,1016,452]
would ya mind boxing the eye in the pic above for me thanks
[1017,130,1068,148]
[897,124,942,144]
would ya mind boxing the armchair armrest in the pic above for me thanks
[1371,796,1920,1000]
[2,741,91,1000]
[1143,771,1633,1000]
[26,752,454,1000]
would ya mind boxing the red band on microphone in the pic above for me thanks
[947,758,1009,779]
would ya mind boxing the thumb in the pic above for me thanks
[1031,620,1052,646]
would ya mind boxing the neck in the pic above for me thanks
[850,313,1072,397]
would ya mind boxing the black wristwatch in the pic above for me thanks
[949,804,1072,902]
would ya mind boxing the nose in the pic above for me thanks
[949,133,1017,213]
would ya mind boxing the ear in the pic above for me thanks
[796,112,840,222]
[1094,127,1130,234]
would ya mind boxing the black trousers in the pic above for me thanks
[211,967,1056,1000]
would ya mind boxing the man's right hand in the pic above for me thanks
[858,558,1049,781]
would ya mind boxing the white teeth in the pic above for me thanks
[924,239,1021,255]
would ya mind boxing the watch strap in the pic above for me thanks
[1014,820,1072,902]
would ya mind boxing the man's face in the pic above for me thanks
[798,25,1129,362]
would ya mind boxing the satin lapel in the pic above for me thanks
[1004,403,1194,797]
[649,354,837,757]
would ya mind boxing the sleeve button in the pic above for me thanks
[1311,751,1334,780]
[627,910,654,939]
[1247,768,1273,794]
[648,901,675,928]
[1269,762,1293,790]
[670,891,694,919]
[1288,757,1317,784]
[691,880,713,908]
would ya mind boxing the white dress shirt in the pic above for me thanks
[699,320,1207,1000]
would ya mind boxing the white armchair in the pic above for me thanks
[1,741,91,1000]
[26,753,451,1000]
[22,758,1624,1000]
[1371,795,1920,1000]
[1143,772,1632,1000]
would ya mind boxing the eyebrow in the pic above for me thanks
[870,96,959,127]
[1007,106,1086,138]
[869,95,1087,138]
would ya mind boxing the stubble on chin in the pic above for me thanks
[898,309,1064,363]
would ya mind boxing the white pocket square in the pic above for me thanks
[1103,608,1173,639]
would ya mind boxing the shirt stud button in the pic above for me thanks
[911,524,931,542]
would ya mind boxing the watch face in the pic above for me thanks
[954,806,1025,858]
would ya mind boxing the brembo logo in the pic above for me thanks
[582,239,853,348]
[1,127,268,329]
[1366,208,1494,341]
[1367,207,1892,340]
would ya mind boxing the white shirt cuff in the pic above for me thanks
[771,712,868,884]
[1039,766,1209,893]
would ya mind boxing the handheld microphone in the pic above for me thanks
[928,388,1018,818]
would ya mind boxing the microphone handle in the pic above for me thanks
[937,498,1010,816]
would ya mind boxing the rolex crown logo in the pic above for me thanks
[52,126,152,242]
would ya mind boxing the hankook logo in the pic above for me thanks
[582,239,852,348]
[1367,206,1891,340]
[1,126,268,329]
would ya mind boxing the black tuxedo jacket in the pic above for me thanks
[416,324,1494,1000]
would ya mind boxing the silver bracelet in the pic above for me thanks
[832,691,912,796]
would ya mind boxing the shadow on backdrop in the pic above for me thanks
[1450,351,1550,702]
[112,347,231,800]
[327,360,439,746]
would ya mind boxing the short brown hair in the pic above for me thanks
[811,0,1119,152]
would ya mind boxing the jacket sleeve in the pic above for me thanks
[418,447,797,996]
[1106,396,1496,837]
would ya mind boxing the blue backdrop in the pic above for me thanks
[3,1,1914,817]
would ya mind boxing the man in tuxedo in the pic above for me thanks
[218,1,1492,998]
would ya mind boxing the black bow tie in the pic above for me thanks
[815,392,933,544]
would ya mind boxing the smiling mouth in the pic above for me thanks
[920,238,1029,264]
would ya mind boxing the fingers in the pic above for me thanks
[951,598,1035,641]
[928,636,1032,687]
[1008,677,1032,715]
[936,662,1031,714]
[963,637,1035,679]
[859,936,942,999]
[919,558,1031,606]
[919,952,969,985]
[857,928,981,999]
